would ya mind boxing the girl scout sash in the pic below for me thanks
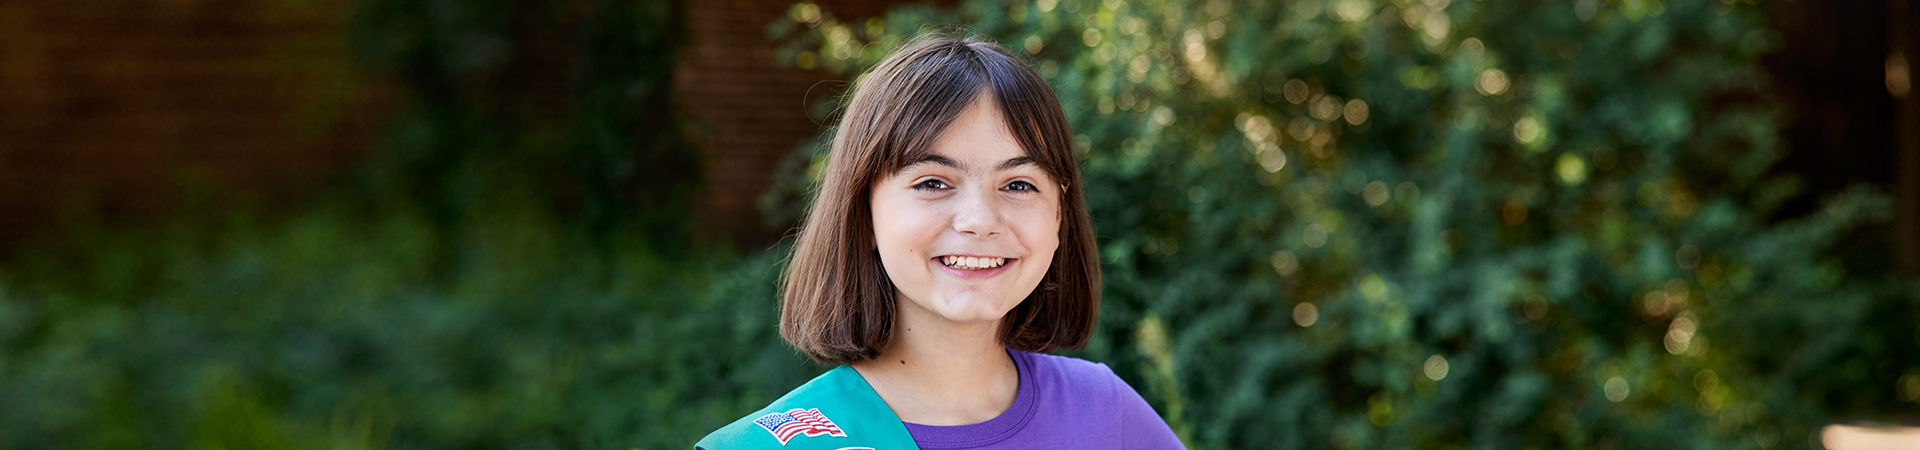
[694,366,919,450]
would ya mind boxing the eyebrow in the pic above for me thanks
[902,154,960,170]
[996,156,1036,171]
[901,154,1037,172]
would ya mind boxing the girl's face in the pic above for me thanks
[870,94,1062,329]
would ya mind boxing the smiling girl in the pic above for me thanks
[695,34,1184,450]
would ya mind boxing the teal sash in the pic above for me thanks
[694,366,919,450]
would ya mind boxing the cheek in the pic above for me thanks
[871,193,941,262]
[1016,203,1064,260]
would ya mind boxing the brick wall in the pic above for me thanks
[0,0,380,251]
[675,0,927,246]
[0,0,928,252]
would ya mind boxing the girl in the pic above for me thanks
[696,33,1184,449]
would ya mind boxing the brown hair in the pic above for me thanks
[779,33,1099,365]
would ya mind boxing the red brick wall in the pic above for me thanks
[675,0,926,246]
[0,0,380,250]
[0,0,932,251]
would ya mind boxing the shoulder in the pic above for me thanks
[1018,349,1113,376]
[694,368,846,450]
[1013,350,1131,399]
[694,411,779,450]
[693,366,916,450]
[1015,350,1187,448]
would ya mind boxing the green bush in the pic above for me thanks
[0,201,811,449]
[2,0,1914,449]
[0,0,816,449]
[768,0,1918,448]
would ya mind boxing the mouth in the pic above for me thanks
[936,255,1015,271]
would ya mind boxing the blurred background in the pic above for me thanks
[0,0,1917,449]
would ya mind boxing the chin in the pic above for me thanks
[934,293,1019,323]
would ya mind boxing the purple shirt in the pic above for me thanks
[900,349,1186,449]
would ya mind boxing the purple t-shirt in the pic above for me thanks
[900,349,1186,449]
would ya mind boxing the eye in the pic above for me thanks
[914,179,951,191]
[1003,180,1037,192]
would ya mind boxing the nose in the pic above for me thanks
[951,184,1007,238]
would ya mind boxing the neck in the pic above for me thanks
[851,297,1020,426]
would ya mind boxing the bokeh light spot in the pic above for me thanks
[1424,355,1450,381]
[1605,377,1631,402]
[1293,302,1319,327]
[1477,69,1509,96]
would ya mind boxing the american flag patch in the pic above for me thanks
[752,408,848,445]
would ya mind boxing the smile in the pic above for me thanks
[938,255,1010,270]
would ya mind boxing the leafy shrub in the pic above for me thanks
[3,1,1913,449]
[0,200,811,449]
[0,0,816,449]
[767,0,1919,448]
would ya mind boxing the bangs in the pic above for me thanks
[867,40,1077,187]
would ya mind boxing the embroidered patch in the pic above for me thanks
[752,408,848,445]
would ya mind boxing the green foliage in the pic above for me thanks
[771,0,1919,448]
[0,0,817,449]
[2,0,1914,449]
[0,201,810,449]
[347,0,700,248]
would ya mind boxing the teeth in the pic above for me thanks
[941,256,1006,270]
